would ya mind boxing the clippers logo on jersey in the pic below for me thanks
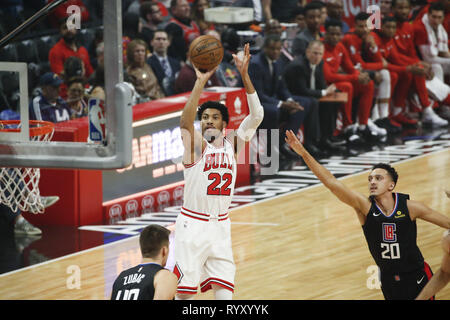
[203,152,233,172]
[382,223,397,243]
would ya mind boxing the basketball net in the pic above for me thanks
[0,120,54,214]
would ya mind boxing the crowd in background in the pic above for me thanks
[0,0,449,160]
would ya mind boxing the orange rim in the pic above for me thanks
[0,120,55,137]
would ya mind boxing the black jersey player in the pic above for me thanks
[111,224,177,300]
[284,129,450,300]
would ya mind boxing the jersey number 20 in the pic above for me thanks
[207,173,232,196]
[381,243,400,259]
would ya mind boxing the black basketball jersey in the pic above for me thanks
[111,262,164,300]
[362,192,425,274]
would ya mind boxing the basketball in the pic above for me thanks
[188,35,224,72]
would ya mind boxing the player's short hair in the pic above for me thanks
[372,163,399,185]
[197,101,229,124]
[325,18,343,31]
[355,12,371,22]
[139,224,170,258]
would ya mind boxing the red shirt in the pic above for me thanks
[371,31,413,73]
[341,33,385,70]
[47,0,90,28]
[323,42,359,83]
[49,38,94,77]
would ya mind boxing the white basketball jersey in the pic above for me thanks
[182,137,236,220]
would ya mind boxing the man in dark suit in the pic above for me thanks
[249,35,324,159]
[147,30,181,96]
[284,40,346,150]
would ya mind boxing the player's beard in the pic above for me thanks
[203,128,222,143]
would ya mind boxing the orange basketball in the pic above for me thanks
[188,35,224,72]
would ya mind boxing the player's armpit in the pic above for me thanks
[153,269,178,300]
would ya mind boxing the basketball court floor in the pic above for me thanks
[0,125,449,300]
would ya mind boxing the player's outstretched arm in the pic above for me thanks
[408,200,450,229]
[230,43,264,154]
[416,230,450,300]
[285,130,370,224]
[180,66,218,164]
[153,269,178,300]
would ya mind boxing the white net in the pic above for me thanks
[0,121,54,214]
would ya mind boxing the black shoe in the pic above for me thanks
[358,126,380,142]
[304,143,329,158]
[374,118,402,134]
[325,135,347,147]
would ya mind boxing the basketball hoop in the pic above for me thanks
[0,120,54,214]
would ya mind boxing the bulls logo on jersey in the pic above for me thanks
[203,152,233,172]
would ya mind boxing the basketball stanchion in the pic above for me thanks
[0,120,54,214]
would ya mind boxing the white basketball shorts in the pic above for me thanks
[173,212,235,295]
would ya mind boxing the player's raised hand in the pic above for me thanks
[194,65,218,84]
[232,43,251,75]
[285,130,306,157]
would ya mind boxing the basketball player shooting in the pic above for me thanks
[173,43,264,300]
[285,130,450,300]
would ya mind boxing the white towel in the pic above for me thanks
[421,13,448,57]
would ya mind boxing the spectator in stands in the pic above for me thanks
[191,0,214,34]
[290,6,306,33]
[205,29,243,88]
[291,1,324,58]
[66,76,89,119]
[60,56,88,101]
[341,12,393,135]
[147,29,181,96]
[414,2,450,80]
[164,0,201,63]
[126,39,165,102]
[49,19,94,78]
[29,72,71,123]
[249,34,324,158]
[140,1,165,51]
[221,27,241,64]
[326,0,349,34]
[371,16,448,127]
[47,0,90,29]
[322,19,377,144]
[174,48,222,93]
[123,11,153,48]
[262,0,301,23]
[283,40,346,151]
[264,18,294,70]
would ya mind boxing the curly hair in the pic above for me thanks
[197,100,229,124]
